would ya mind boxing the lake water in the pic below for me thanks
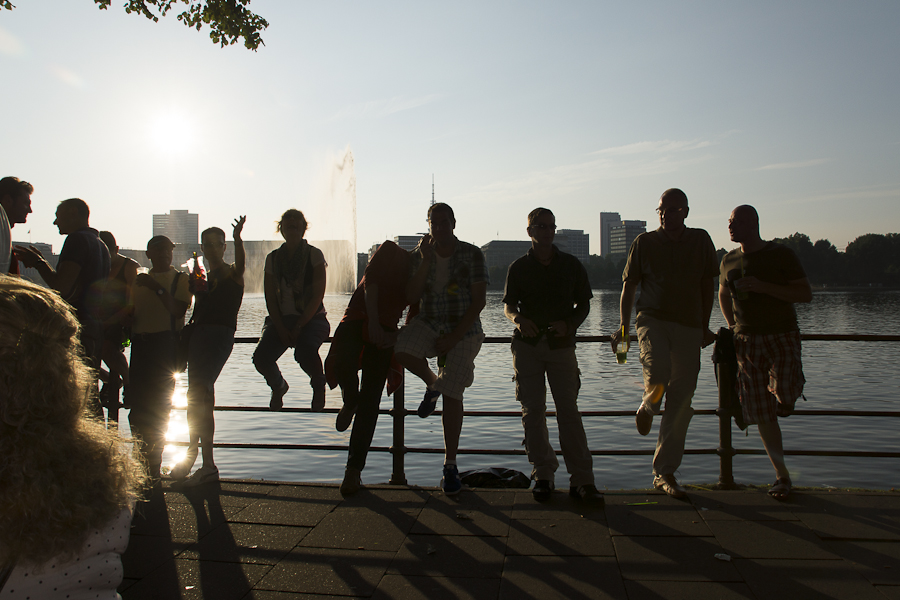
[120,290,900,491]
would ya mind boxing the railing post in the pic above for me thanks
[389,369,408,485]
[716,362,736,489]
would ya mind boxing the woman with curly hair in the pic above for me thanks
[0,275,145,598]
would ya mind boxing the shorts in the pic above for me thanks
[734,330,805,424]
[394,318,484,400]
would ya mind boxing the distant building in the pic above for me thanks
[393,235,421,252]
[609,220,647,258]
[480,240,532,271]
[153,210,199,246]
[555,229,590,264]
[600,212,622,257]
[11,241,55,287]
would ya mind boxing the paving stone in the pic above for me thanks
[255,547,393,596]
[232,497,337,528]
[388,534,507,578]
[372,575,500,599]
[132,500,243,543]
[789,494,900,540]
[243,593,362,600]
[876,585,900,599]
[506,518,615,556]
[180,522,311,564]
[623,580,756,599]
[613,536,742,582]
[266,484,344,503]
[510,490,607,521]
[122,558,271,600]
[299,506,417,551]
[707,519,837,559]
[602,492,692,507]
[122,533,192,578]
[734,558,887,599]
[825,540,900,585]
[337,486,431,510]
[606,503,713,537]
[689,490,797,521]
[500,556,626,599]
[410,492,512,536]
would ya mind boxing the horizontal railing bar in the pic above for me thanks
[233,334,900,344]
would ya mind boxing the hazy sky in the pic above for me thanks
[2,1,898,256]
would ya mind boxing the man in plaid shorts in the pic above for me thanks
[719,205,812,500]
[394,203,488,495]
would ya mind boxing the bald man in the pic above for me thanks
[719,205,811,501]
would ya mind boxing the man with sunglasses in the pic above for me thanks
[504,208,602,504]
[611,188,718,498]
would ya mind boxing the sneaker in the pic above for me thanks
[169,446,199,481]
[569,484,605,505]
[532,479,554,502]
[635,404,654,436]
[311,387,326,412]
[182,465,219,488]
[653,473,687,499]
[335,403,356,432]
[418,388,441,418]
[269,380,289,411]
[340,467,361,496]
[441,464,462,495]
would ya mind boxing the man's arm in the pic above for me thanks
[504,303,539,338]
[264,270,292,346]
[364,283,392,348]
[405,235,434,305]
[612,280,638,352]
[233,216,246,285]
[135,273,188,317]
[718,283,736,328]
[735,276,812,304]
[700,276,716,347]
[436,281,487,354]
[553,297,589,338]
[15,245,82,299]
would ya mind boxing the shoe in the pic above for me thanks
[340,467,361,496]
[768,477,792,501]
[569,484,605,505]
[335,403,356,432]
[311,387,326,412]
[418,388,441,418]
[169,446,198,481]
[635,404,654,436]
[653,473,687,499]
[532,479,554,502]
[441,464,462,495]
[182,465,219,488]
[269,380,289,411]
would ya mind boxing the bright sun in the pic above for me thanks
[149,111,196,157]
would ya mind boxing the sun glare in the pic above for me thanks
[149,111,196,157]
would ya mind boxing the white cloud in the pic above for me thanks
[328,93,442,122]
[0,26,25,57]
[753,158,830,171]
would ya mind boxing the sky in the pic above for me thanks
[2,1,899,256]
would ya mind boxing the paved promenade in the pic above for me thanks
[120,480,900,599]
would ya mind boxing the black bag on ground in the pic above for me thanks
[458,467,531,489]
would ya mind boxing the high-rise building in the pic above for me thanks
[609,220,647,258]
[555,229,590,263]
[153,210,199,245]
[600,212,622,257]
[480,240,532,272]
[393,235,421,252]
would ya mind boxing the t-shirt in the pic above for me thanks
[0,204,10,275]
[342,240,410,331]
[264,243,326,316]
[133,268,191,334]
[719,242,807,334]
[408,238,488,336]
[4,506,132,600]
[193,264,244,330]
[58,227,111,335]
[623,227,719,328]
[503,246,592,349]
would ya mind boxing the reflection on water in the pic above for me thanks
[121,290,900,490]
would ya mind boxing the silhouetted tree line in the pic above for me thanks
[767,232,900,287]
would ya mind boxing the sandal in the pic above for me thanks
[768,478,791,501]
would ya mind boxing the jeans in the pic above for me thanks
[636,314,702,477]
[127,331,178,476]
[512,338,594,487]
[253,311,330,392]
[331,320,394,471]
[187,325,235,440]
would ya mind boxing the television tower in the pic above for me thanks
[431,174,435,206]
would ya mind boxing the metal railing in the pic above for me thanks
[175,333,900,488]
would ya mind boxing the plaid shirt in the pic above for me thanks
[409,238,488,336]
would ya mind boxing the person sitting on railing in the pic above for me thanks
[253,209,330,412]
[0,276,145,598]
[503,207,604,505]
[611,188,718,499]
[170,217,246,487]
[324,239,412,495]
[394,203,488,495]
[719,205,812,501]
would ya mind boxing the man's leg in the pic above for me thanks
[128,333,177,480]
[347,340,393,471]
[513,339,557,484]
[441,396,464,464]
[393,320,439,388]
[253,316,292,390]
[293,312,331,395]
[545,345,593,488]
[186,326,234,470]
[758,420,789,480]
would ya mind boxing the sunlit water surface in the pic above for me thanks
[118,290,900,490]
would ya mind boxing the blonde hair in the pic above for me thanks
[0,276,146,567]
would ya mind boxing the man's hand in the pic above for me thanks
[368,320,392,348]
[416,234,436,261]
[514,315,540,338]
[13,245,44,269]
[548,320,568,337]
[734,275,764,294]
[233,215,246,240]
[701,328,717,348]
[435,330,463,355]
[135,273,161,291]
[275,321,293,347]
[610,326,627,353]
